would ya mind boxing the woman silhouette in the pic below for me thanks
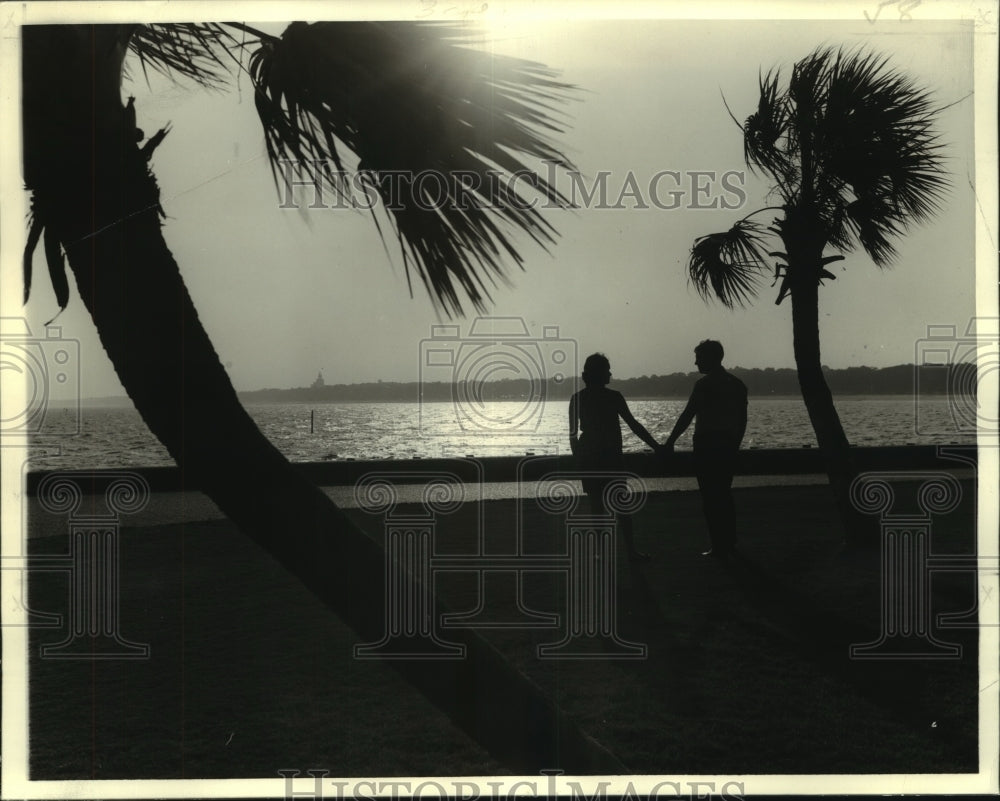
[568,353,660,561]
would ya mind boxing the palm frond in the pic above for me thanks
[127,23,239,87]
[787,46,834,124]
[688,219,772,309]
[23,215,41,304]
[822,50,948,218]
[797,47,948,264]
[247,21,577,317]
[743,69,793,186]
[844,197,905,264]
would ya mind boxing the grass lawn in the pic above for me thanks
[24,481,980,778]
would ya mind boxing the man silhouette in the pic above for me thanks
[663,340,748,558]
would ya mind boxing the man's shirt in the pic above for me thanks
[690,368,748,439]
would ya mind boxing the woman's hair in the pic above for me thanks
[582,352,611,386]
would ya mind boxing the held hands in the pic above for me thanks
[655,441,675,458]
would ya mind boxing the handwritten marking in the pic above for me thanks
[865,0,921,23]
[417,0,489,20]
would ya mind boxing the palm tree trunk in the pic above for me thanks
[23,23,624,774]
[789,274,868,544]
[777,202,872,546]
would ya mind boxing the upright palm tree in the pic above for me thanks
[687,47,948,541]
[22,22,623,773]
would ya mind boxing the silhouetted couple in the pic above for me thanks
[568,341,747,561]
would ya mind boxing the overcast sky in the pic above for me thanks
[10,8,984,398]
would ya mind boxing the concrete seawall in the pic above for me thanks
[24,444,976,495]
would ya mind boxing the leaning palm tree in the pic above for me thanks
[687,47,948,541]
[22,22,623,773]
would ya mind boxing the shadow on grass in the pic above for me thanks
[622,559,708,719]
[24,480,981,778]
[716,548,978,766]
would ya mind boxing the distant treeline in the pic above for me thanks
[239,364,962,404]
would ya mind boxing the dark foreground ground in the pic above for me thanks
[22,480,981,779]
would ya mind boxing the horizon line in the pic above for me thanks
[75,361,946,402]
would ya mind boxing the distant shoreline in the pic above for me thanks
[71,391,946,407]
[69,363,960,406]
